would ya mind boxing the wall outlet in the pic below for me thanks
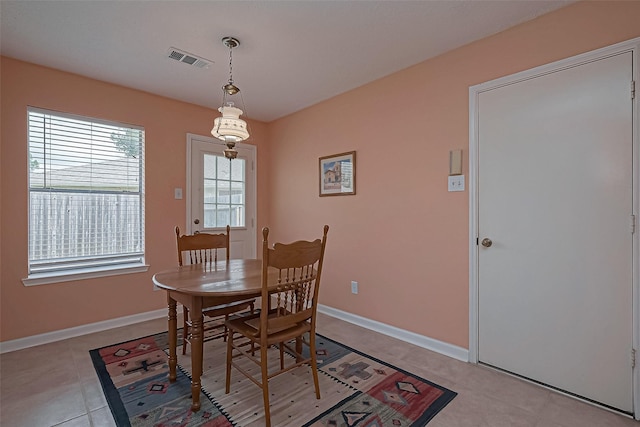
[351,281,358,294]
[448,175,465,192]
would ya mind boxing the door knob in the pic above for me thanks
[481,238,493,247]
[193,219,200,224]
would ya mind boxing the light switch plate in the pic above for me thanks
[449,149,463,175]
[448,175,465,192]
[351,281,358,294]
[174,188,183,199]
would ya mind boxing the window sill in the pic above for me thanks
[22,263,150,286]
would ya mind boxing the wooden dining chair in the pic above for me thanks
[224,225,329,427]
[175,225,254,355]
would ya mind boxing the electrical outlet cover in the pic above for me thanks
[448,175,465,192]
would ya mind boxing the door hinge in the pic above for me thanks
[632,349,636,369]
[632,214,636,234]
[632,80,636,100]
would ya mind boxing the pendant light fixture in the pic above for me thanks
[211,36,249,160]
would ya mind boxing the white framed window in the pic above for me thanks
[24,107,146,285]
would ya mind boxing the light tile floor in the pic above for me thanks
[1,313,638,427]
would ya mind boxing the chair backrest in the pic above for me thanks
[259,225,329,336]
[175,225,230,266]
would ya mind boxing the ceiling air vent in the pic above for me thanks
[167,47,212,69]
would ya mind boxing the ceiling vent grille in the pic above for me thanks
[167,47,212,69]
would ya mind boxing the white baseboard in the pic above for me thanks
[318,304,469,362]
[0,308,172,354]
[1,304,469,363]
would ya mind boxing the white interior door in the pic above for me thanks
[187,134,256,259]
[476,52,634,412]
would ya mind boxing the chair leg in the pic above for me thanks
[225,330,234,394]
[249,303,256,355]
[182,306,189,355]
[223,314,229,342]
[250,304,256,356]
[279,342,285,370]
[309,333,321,399]
[260,344,271,427]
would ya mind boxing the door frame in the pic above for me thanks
[468,37,639,419]
[185,132,257,258]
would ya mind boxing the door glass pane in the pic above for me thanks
[217,156,230,179]
[204,155,216,179]
[231,204,245,226]
[204,180,216,203]
[231,183,245,204]
[216,206,230,227]
[230,159,244,181]
[217,180,231,204]
[203,154,246,228]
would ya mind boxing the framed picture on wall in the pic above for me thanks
[319,151,356,196]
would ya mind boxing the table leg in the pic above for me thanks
[190,297,203,411]
[167,294,177,382]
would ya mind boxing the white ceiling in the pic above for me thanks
[1,1,574,122]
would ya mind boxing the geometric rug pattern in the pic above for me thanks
[90,331,456,426]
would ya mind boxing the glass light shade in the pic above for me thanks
[211,106,249,142]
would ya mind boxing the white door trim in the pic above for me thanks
[185,133,257,258]
[468,37,640,419]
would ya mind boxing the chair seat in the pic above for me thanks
[226,311,311,345]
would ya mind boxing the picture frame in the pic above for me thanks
[319,151,356,196]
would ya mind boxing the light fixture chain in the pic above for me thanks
[228,44,234,85]
[238,90,249,121]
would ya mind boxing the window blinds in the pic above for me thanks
[27,108,145,274]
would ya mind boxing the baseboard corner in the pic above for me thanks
[318,304,469,362]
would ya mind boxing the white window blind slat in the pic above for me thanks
[27,108,145,275]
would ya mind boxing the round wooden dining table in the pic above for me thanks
[152,258,270,411]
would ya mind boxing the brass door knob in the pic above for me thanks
[481,238,493,247]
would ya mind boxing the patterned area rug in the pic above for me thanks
[90,330,456,426]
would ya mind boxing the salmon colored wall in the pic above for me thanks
[2,1,639,348]
[266,1,640,348]
[0,58,270,342]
